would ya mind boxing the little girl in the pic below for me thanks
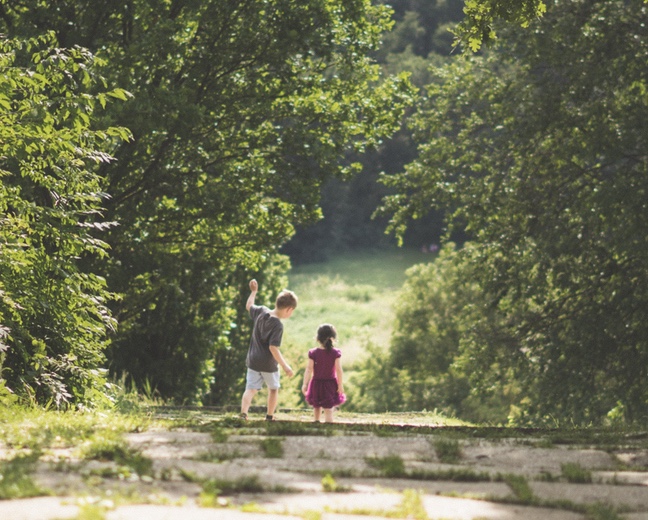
[301,323,346,422]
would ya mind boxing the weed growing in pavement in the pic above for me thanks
[79,434,153,477]
[502,473,535,502]
[327,488,429,519]
[211,427,229,443]
[70,503,108,520]
[190,471,293,496]
[302,511,323,520]
[393,489,429,520]
[321,473,350,492]
[433,438,462,463]
[260,437,284,458]
[365,454,406,477]
[537,470,559,482]
[584,502,624,520]
[561,462,593,483]
[409,467,493,482]
[194,449,243,462]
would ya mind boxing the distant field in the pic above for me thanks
[278,247,434,407]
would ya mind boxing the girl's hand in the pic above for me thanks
[338,384,344,394]
[301,385,308,395]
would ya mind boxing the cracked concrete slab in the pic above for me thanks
[2,418,648,520]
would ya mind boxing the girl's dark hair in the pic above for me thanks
[317,323,337,350]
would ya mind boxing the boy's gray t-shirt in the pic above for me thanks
[246,305,283,373]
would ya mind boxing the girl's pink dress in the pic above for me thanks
[305,347,346,409]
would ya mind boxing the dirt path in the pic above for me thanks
[2,410,648,520]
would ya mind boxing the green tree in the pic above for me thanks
[1,0,414,402]
[353,244,515,421]
[0,34,131,406]
[455,0,548,51]
[380,0,648,424]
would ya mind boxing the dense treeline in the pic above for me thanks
[0,34,132,406]
[284,0,465,263]
[359,0,648,425]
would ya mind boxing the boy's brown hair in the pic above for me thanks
[276,290,298,310]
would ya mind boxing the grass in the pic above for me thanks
[79,433,153,477]
[433,438,462,463]
[561,462,593,483]
[0,404,159,452]
[393,489,429,520]
[278,248,433,408]
[0,403,640,520]
[365,454,406,477]
[329,488,429,519]
[321,472,350,492]
[503,473,535,502]
[260,437,284,458]
[286,248,431,356]
[0,452,46,499]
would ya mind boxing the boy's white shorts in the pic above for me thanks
[245,368,280,390]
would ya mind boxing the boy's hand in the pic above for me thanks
[249,279,258,292]
[284,365,294,378]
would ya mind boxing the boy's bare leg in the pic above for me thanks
[267,388,279,416]
[241,389,258,415]
[323,408,334,423]
[313,407,322,422]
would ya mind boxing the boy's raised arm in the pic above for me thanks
[246,279,258,311]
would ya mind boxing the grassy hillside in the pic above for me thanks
[277,247,434,408]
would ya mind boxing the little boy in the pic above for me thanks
[240,279,297,421]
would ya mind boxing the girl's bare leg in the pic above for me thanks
[323,408,334,423]
[313,407,322,422]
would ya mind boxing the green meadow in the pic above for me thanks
[277,247,434,408]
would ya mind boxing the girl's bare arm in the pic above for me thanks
[302,358,314,394]
[335,357,344,393]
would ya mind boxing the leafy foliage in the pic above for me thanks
[0,34,131,406]
[353,244,516,421]
[1,1,415,403]
[455,0,547,51]
[380,0,648,424]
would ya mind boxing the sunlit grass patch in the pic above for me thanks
[344,284,377,303]
[321,472,350,492]
[327,488,430,519]
[264,420,333,436]
[392,489,429,520]
[79,434,152,477]
[0,405,156,453]
[0,452,47,499]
